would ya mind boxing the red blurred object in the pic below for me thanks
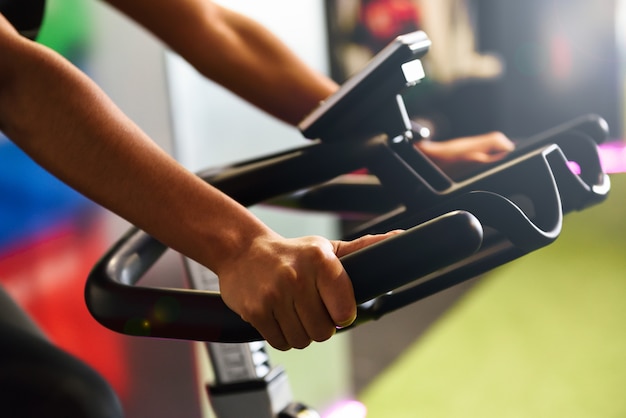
[359,0,421,48]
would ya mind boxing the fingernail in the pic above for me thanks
[336,315,356,328]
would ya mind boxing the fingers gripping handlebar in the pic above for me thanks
[86,211,482,343]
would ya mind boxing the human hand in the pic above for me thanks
[216,231,399,350]
[416,132,515,180]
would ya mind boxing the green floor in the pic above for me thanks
[361,174,626,418]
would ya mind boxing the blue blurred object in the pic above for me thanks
[0,136,96,251]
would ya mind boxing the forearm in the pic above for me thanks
[0,27,272,271]
[0,12,400,352]
[104,0,338,125]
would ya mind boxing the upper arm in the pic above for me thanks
[0,3,44,85]
[103,0,221,52]
[0,14,22,128]
[0,12,53,133]
[102,0,336,124]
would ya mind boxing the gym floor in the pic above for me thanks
[349,279,477,394]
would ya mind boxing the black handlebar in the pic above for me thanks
[85,117,609,342]
[86,211,482,343]
[84,30,611,344]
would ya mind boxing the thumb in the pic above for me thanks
[325,230,403,328]
[333,230,403,258]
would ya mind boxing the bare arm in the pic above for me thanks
[103,0,338,125]
[104,0,514,170]
[0,16,395,350]
[0,16,256,268]
[0,2,511,350]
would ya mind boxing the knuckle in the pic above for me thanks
[303,241,329,264]
[276,263,299,287]
[239,298,273,325]
[239,304,262,325]
[311,326,335,343]
[274,345,291,352]
[291,337,312,350]
[262,334,292,351]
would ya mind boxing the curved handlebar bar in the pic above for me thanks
[86,211,482,343]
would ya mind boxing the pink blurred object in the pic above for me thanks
[324,400,368,418]
[599,141,626,174]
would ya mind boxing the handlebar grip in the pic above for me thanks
[345,210,483,304]
[513,114,609,156]
[85,211,482,343]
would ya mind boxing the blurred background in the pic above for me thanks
[0,0,624,417]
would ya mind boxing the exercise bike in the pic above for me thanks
[85,31,610,417]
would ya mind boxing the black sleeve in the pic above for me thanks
[0,0,46,40]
